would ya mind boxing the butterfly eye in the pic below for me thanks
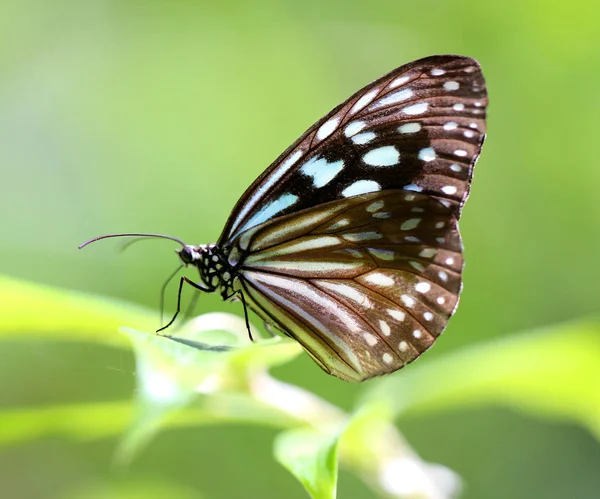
[178,246,198,265]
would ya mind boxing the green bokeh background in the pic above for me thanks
[2,1,599,498]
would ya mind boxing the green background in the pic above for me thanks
[2,0,599,498]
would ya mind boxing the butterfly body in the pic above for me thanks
[84,55,487,382]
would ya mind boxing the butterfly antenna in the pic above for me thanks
[78,233,186,249]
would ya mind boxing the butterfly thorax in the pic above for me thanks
[177,243,236,299]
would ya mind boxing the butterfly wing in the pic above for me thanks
[219,55,487,244]
[227,190,460,381]
[218,55,487,381]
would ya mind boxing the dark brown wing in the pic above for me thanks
[229,190,462,381]
[219,55,487,244]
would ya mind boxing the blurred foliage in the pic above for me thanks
[1,277,599,499]
[1,0,600,498]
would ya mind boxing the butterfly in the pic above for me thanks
[81,55,487,382]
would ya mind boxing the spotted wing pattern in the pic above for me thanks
[219,55,487,381]
[220,55,487,244]
[224,190,459,381]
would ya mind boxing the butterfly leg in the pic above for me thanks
[157,276,210,334]
[159,264,184,325]
[224,289,254,342]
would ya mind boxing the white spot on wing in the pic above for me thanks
[300,157,344,188]
[344,121,366,137]
[441,185,458,195]
[453,103,465,111]
[423,312,434,321]
[327,218,350,230]
[351,88,379,114]
[418,147,436,162]
[443,122,458,130]
[399,341,409,352]
[413,329,422,339]
[388,309,405,321]
[379,320,391,336]
[454,149,468,157]
[419,248,437,258]
[402,102,429,115]
[238,193,298,233]
[364,333,378,346]
[372,89,413,108]
[373,212,391,219]
[366,200,384,212]
[401,295,415,308]
[363,146,400,167]
[365,272,394,286]
[431,68,446,76]
[415,282,431,293]
[398,122,421,134]
[352,132,376,145]
[382,353,394,364]
[281,150,303,169]
[409,261,425,271]
[341,180,381,198]
[317,117,340,140]
[318,281,368,306]
[258,236,341,258]
[343,231,382,242]
[389,75,409,88]
[401,218,421,230]
[249,260,363,273]
[404,184,422,192]
[444,81,460,90]
[369,248,395,261]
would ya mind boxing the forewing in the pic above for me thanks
[219,55,487,244]
[233,190,462,381]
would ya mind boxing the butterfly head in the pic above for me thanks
[177,244,204,266]
[177,243,235,296]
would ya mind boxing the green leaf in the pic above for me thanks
[274,427,341,499]
[0,395,299,449]
[0,274,154,346]
[0,401,134,447]
[116,317,302,464]
[361,319,600,440]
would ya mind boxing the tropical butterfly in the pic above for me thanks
[81,55,487,382]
